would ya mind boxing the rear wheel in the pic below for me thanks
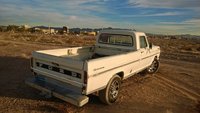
[146,59,160,74]
[99,75,121,105]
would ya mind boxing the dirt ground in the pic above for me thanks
[0,32,199,113]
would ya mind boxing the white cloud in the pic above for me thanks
[128,0,200,9]
[0,0,114,28]
[160,19,200,26]
[0,0,199,35]
[121,12,183,17]
[127,0,200,35]
[68,16,77,20]
[143,19,200,35]
[31,0,108,14]
[110,18,200,35]
[146,12,182,16]
[184,19,200,25]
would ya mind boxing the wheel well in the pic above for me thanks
[154,56,158,60]
[116,72,124,79]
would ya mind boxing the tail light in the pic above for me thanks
[30,57,33,72]
[30,57,33,67]
[82,71,88,94]
[84,71,88,84]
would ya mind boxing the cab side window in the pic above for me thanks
[140,36,147,48]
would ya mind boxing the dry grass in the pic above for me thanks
[0,32,96,46]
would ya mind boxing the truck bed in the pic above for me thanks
[35,47,92,60]
[33,46,132,69]
[32,47,92,70]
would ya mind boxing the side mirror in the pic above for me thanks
[149,43,153,49]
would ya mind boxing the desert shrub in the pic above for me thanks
[64,38,76,45]
[196,101,200,113]
[196,47,200,51]
[0,42,10,46]
[181,47,193,51]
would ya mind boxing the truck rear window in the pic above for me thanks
[98,33,133,47]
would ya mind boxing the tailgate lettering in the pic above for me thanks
[36,62,81,79]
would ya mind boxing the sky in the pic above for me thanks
[0,0,200,35]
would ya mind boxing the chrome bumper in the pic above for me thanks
[25,77,89,107]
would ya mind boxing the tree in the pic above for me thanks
[7,25,19,32]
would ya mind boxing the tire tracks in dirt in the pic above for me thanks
[155,73,200,102]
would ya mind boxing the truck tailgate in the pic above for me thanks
[32,51,86,87]
[32,51,84,70]
[28,49,88,107]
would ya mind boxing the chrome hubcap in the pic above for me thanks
[109,80,120,99]
[148,60,158,73]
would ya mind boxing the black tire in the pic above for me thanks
[99,75,121,105]
[146,59,160,74]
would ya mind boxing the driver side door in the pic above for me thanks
[139,36,151,68]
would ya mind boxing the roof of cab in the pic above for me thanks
[99,29,145,35]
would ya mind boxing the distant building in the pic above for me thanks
[33,26,55,34]
[0,26,7,32]
[63,26,69,34]
[23,24,31,30]
[87,31,96,36]
[69,28,81,35]
[164,37,170,40]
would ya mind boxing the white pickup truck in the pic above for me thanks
[26,29,160,107]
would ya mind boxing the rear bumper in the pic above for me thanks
[25,77,89,107]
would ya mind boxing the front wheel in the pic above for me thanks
[146,59,160,74]
[99,75,121,105]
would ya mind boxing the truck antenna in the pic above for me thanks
[132,26,136,31]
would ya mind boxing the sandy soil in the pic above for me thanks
[0,32,199,113]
